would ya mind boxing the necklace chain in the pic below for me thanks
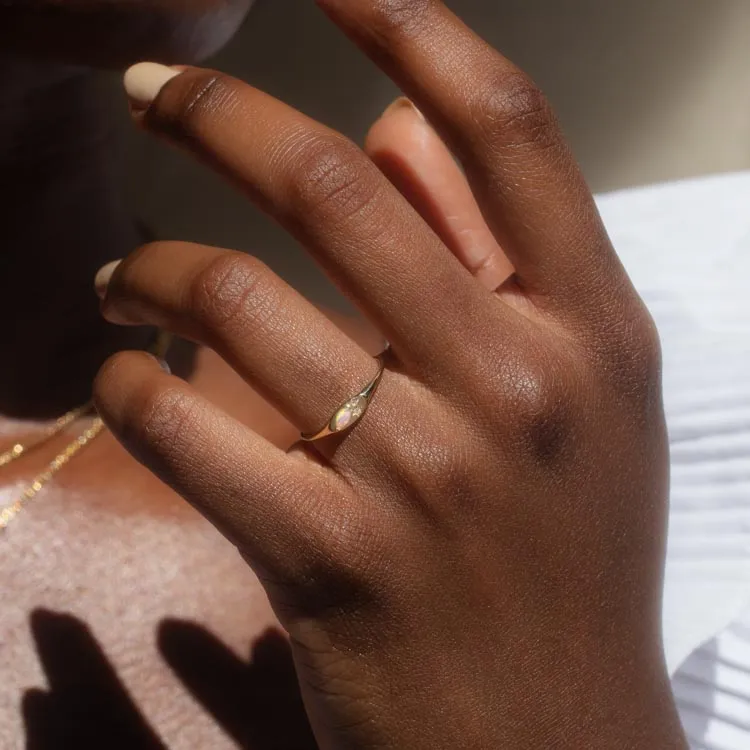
[0,331,172,531]
[0,413,105,530]
[0,404,91,469]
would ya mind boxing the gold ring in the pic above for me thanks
[301,353,387,442]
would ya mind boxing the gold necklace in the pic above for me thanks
[0,410,106,530]
[0,403,95,469]
[0,331,172,531]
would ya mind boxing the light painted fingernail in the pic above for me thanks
[383,96,426,122]
[95,260,122,299]
[123,62,180,108]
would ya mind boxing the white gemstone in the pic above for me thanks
[331,396,367,432]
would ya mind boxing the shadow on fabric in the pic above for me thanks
[23,609,317,750]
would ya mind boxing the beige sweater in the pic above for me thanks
[0,344,319,750]
[1,454,318,749]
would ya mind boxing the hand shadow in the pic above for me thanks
[23,609,317,750]
[23,609,167,750]
[158,619,318,750]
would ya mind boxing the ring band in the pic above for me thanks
[301,352,387,442]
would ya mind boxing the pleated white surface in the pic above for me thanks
[597,173,750,749]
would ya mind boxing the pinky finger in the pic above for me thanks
[365,97,513,291]
[93,350,344,584]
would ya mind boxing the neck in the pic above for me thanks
[0,56,152,419]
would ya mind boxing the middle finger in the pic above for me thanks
[124,63,500,377]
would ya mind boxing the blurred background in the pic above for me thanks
[119,0,750,308]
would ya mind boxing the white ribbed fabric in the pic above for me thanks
[597,173,750,749]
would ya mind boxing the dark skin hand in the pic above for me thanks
[92,1,689,748]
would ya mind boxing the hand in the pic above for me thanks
[94,2,687,747]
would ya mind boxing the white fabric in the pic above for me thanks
[596,172,750,749]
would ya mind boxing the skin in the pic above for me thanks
[0,0,688,747]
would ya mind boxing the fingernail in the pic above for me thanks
[95,260,122,299]
[123,62,180,109]
[155,356,171,375]
[382,97,426,122]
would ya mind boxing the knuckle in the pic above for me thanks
[287,134,381,223]
[411,436,476,503]
[94,350,133,398]
[124,240,163,267]
[188,253,281,333]
[336,0,434,40]
[323,515,392,594]
[472,68,560,153]
[96,351,206,464]
[135,385,205,460]
[110,241,164,296]
[381,413,482,514]
[278,500,397,618]
[603,302,664,399]
[636,310,664,375]
[500,356,576,465]
[151,71,240,138]
[626,305,663,371]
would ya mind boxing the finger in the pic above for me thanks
[122,63,498,377]
[317,0,627,315]
[93,350,352,581]
[365,97,513,291]
[96,241,382,441]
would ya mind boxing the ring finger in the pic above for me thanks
[96,240,386,446]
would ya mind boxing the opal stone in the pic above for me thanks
[331,396,367,433]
